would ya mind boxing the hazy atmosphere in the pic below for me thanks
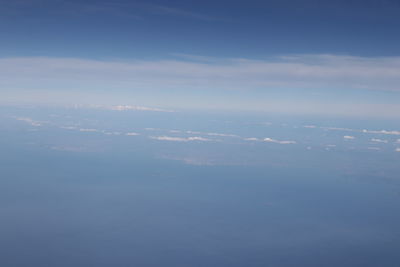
[1,1,400,266]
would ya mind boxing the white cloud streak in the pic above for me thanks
[371,138,388,143]
[2,55,400,117]
[14,117,45,126]
[1,55,400,92]
[108,105,174,112]
[362,129,400,135]
[126,132,139,136]
[150,136,212,142]
[263,137,296,144]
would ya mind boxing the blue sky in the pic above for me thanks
[1,0,400,117]
[2,3,400,263]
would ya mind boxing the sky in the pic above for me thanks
[2,3,400,265]
[1,0,400,117]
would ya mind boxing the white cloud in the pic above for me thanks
[186,130,202,134]
[60,126,77,130]
[2,55,400,117]
[395,148,400,152]
[371,138,388,143]
[321,126,400,136]
[343,135,355,140]
[79,128,99,132]
[323,127,355,132]
[14,117,44,127]
[244,137,260,141]
[108,105,174,112]
[150,136,212,142]
[325,145,336,150]
[103,131,121,135]
[362,129,400,135]
[183,130,238,137]
[263,137,296,144]
[206,132,238,137]
[2,55,399,91]
[126,132,139,136]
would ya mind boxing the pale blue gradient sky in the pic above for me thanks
[1,0,400,117]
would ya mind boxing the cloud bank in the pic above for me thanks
[1,55,400,92]
[150,136,212,142]
[2,55,400,117]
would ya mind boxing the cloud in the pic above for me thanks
[362,129,400,135]
[2,55,400,93]
[343,135,355,140]
[60,126,77,130]
[150,136,212,142]
[108,105,174,112]
[371,138,388,143]
[2,55,400,92]
[182,130,238,138]
[263,137,296,144]
[320,126,400,136]
[126,132,139,136]
[206,132,238,137]
[367,147,381,151]
[244,137,260,141]
[14,117,44,126]
[396,148,400,152]
[2,55,400,117]
[79,128,99,132]
[322,126,355,132]
[103,131,121,136]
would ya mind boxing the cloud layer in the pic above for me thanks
[1,55,400,92]
[2,55,400,117]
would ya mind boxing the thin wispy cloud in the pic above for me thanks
[107,105,174,112]
[2,55,400,92]
[367,147,381,151]
[263,138,296,144]
[2,55,400,117]
[79,128,99,132]
[14,117,45,127]
[244,137,259,141]
[310,125,400,136]
[126,132,139,136]
[371,138,388,143]
[362,129,400,136]
[150,136,212,142]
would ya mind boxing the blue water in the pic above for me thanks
[1,106,399,267]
